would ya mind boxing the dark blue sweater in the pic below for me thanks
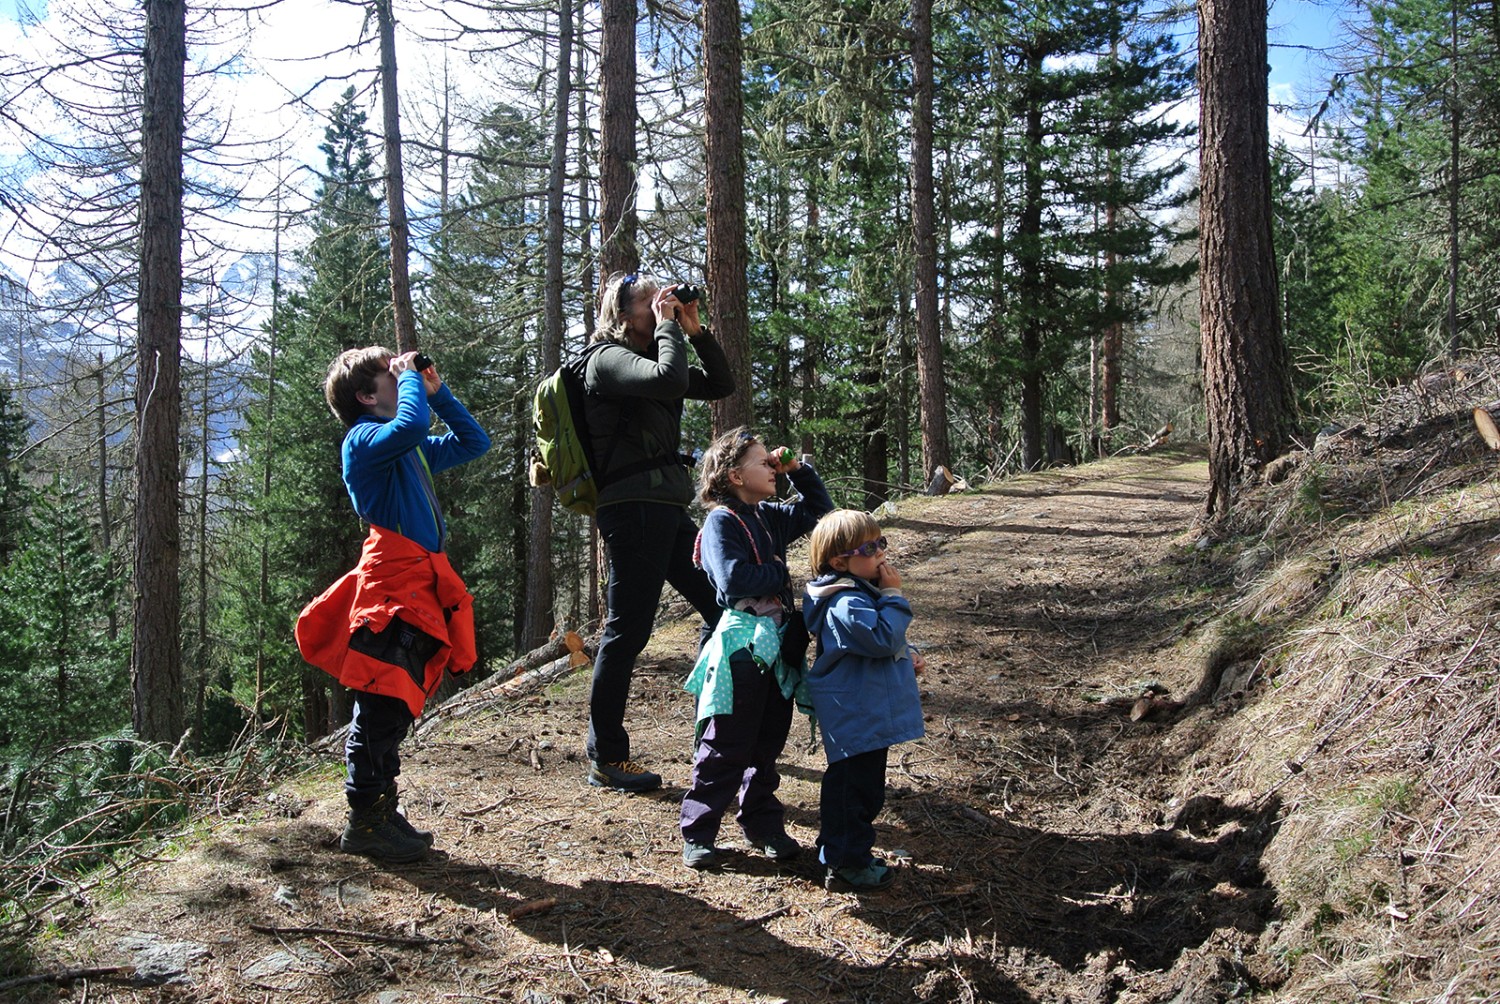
[696,464,834,611]
[341,370,491,553]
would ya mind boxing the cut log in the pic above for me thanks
[495,653,582,699]
[408,632,597,737]
[1474,407,1500,450]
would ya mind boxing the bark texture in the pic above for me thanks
[599,0,638,277]
[524,0,574,650]
[704,0,752,429]
[1198,0,1294,517]
[910,0,951,478]
[132,0,187,744]
[376,0,417,352]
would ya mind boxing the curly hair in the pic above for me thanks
[593,271,660,347]
[696,426,761,508]
[807,509,883,577]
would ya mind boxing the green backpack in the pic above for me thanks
[530,356,600,516]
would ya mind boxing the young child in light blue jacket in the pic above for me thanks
[803,510,925,892]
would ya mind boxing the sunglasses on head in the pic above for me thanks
[840,537,888,558]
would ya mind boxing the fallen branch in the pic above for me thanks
[248,922,460,948]
[0,966,136,992]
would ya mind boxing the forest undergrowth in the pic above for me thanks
[1,358,1498,1004]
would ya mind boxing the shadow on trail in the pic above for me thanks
[402,858,935,1001]
[845,792,1281,998]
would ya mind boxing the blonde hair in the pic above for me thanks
[697,426,760,507]
[324,346,393,427]
[808,509,883,577]
[594,271,660,346]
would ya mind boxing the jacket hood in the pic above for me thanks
[805,572,860,602]
[803,573,870,633]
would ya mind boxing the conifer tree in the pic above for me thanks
[0,476,127,749]
[220,89,389,738]
[422,102,550,658]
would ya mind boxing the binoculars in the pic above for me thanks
[674,284,702,305]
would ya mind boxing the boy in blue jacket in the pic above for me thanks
[301,347,490,865]
[803,510,925,892]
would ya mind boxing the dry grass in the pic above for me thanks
[1185,355,1500,1002]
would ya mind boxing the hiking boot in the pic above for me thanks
[383,784,435,848]
[588,759,662,792]
[340,793,430,864]
[750,832,802,862]
[682,840,721,870]
[824,859,894,893]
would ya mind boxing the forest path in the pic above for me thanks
[49,445,1281,1004]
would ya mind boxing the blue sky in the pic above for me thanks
[0,0,1342,93]
[1270,0,1345,94]
[0,0,37,21]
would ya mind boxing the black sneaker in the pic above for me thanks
[588,759,662,792]
[750,833,802,862]
[682,840,720,870]
[340,794,430,864]
[824,859,894,892]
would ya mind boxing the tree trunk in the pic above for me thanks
[860,311,890,509]
[909,0,950,480]
[255,194,282,723]
[1018,47,1046,471]
[599,0,638,277]
[574,32,601,629]
[132,0,186,745]
[1101,202,1122,438]
[1101,24,1123,442]
[986,44,1009,475]
[376,0,418,353]
[523,0,574,651]
[196,328,210,743]
[705,0,752,430]
[1446,0,1460,357]
[799,187,820,459]
[1198,0,1294,518]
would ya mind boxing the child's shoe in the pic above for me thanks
[341,793,430,864]
[682,840,721,870]
[383,783,435,847]
[750,832,802,862]
[824,859,894,892]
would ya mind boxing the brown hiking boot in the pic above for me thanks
[587,759,662,792]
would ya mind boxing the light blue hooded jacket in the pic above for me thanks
[802,573,924,763]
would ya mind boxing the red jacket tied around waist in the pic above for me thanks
[296,526,477,718]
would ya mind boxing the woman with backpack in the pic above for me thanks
[581,272,734,793]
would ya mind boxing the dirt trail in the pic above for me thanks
[47,446,1281,1004]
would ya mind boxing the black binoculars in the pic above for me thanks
[412,353,433,370]
[674,284,702,305]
